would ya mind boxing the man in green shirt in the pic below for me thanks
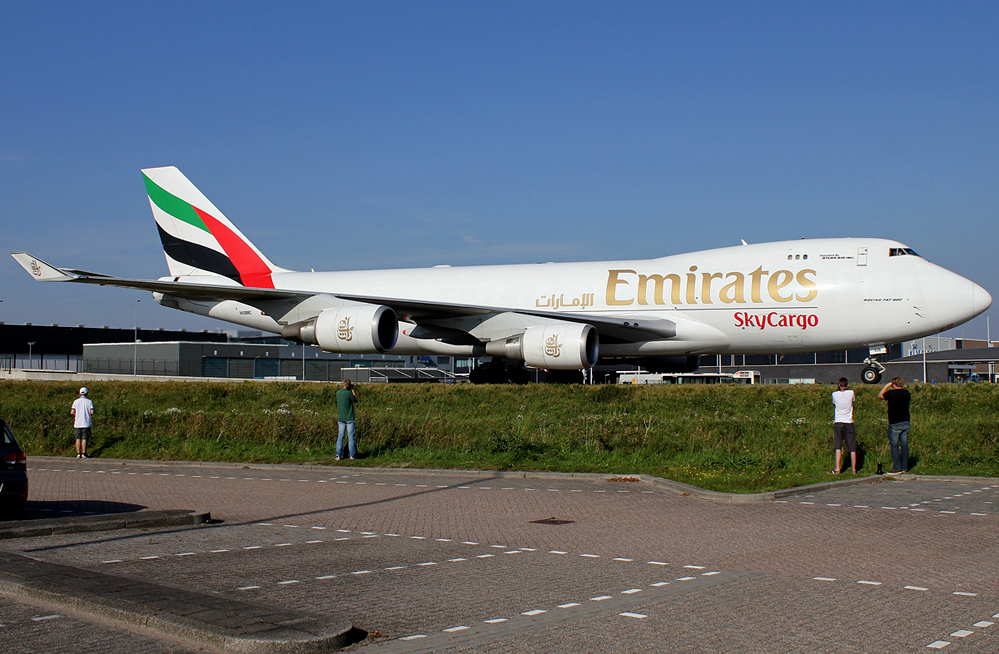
[336,379,358,460]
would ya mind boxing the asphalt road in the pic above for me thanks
[2,458,997,653]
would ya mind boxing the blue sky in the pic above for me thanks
[2,2,998,340]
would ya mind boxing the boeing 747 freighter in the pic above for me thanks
[13,166,991,383]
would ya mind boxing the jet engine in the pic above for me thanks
[284,304,398,353]
[520,323,598,370]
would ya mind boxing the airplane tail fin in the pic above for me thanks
[141,166,287,287]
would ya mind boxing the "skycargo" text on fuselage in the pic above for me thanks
[734,312,820,330]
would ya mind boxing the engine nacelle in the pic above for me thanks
[312,304,399,353]
[521,323,598,370]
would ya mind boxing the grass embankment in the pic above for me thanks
[2,380,997,493]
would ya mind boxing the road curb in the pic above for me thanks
[0,509,211,540]
[642,473,881,503]
[28,456,999,505]
[0,550,363,653]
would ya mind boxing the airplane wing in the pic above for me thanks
[336,292,677,341]
[11,252,305,302]
[13,252,676,343]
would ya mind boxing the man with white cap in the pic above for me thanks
[70,387,94,458]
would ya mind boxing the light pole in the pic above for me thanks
[134,299,140,376]
[27,341,35,370]
[921,337,926,383]
[987,315,994,383]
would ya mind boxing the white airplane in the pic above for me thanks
[13,166,992,383]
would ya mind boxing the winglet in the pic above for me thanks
[10,252,80,282]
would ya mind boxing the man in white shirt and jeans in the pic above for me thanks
[831,377,857,474]
[71,387,94,459]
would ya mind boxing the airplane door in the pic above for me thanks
[857,247,868,266]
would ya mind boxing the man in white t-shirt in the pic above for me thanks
[831,377,857,474]
[70,387,94,459]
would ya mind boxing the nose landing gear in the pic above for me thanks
[861,357,886,384]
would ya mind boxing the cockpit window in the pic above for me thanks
[889,247,920,257]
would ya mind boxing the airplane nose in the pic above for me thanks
[915,264,991,332]
[972,282,993,318]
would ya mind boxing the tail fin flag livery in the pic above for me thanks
[142,166,285,288]
[12,166,992,382]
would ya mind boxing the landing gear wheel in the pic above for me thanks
[469,361,507,384]
[861,365,882,385]
[469,360,530,384]
[506,367,530,385]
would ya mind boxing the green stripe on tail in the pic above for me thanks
[143,173,209,233]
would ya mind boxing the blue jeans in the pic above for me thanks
[887,421,909,472]
[337,421,356,459]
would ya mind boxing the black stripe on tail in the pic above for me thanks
[157,224,242,284]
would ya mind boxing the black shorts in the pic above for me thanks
[833,423,856,452]
[75,427,91,441]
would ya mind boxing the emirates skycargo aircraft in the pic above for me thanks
[13,166,992,383]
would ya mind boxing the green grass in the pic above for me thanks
[3,380,997,493]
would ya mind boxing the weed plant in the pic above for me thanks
[2,380,996,493]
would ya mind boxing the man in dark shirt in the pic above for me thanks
[878,376,911,474]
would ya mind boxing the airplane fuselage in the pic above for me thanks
[178,237,988,358]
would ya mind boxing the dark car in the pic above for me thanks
[0,418,28,518]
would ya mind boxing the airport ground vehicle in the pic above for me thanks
[0,419,29,518]
[616,370,760,384]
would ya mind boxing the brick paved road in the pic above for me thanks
[0,589,211,654]
[2,458,997,653]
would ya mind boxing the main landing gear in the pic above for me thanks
[469,359,530,384]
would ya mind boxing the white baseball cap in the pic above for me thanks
[79,387,88,395]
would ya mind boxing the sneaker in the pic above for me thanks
[81,453,89,459]
[335,456,341,461]
[348,457,356,461]
[76,454,82,459]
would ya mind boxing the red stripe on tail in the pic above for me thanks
[193,207,275,288]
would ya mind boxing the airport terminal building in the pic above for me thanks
[0,323,226,372]
[0,323,449,383]
[80,340,439,382]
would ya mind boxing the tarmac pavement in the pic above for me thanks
[0,457,997,653]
